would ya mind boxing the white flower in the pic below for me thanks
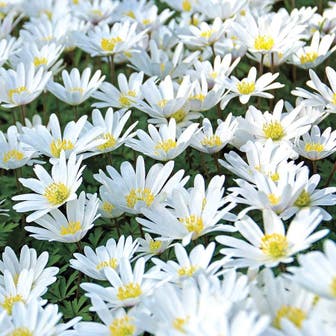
[12,152,84,222]
[25,191,99,243]
[126,118,198,161]
[0,63,51,108]
[47,67,105,106]
[216,209,327,269]
[70,236,138,280]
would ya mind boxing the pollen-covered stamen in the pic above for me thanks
[97,133,116,151]
[182,0,191,11]
[101,36,123,52]
[96,258,118,270]
[263,121,285,141]
[294,190,311,208]
[50,139,74,158]
[149,240,162,253]
[60,221,81,235]
[69,87,84,94]
[117,282,142,301]
[332,93,336,105]
[44,182,70,206]
[119,90,136,107]
[260,233,288,259]
[200,29,214,39]
[191,93,206,101]
[125,188,155,209]
[33,56,48,67]
[201,135,222,147]
[268,193,280,205]
[157,99,168,108]
[178,265,198,277]
[180,215,204,236]
[155,139,177,153]
[3,149,24,163]
[173,316,189,333]
[330,277,336,297]
[169,109,187,123]
[109,316,136,336]
[101,201,114,213]
[8,86,28,102]
[304,142,324,152]
[1,294,24,314]
[9,327,32,336]
[273,305,306,329]
[300,52,318,64]
[236,81,255,95]
[254,35,275,51]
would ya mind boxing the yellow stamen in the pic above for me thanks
[169,109,187,123]
[330,277,336,297]
[96,258,118,271]
[260,233,288,259]
[332,93,336,105]
[200,135,222,147]
[300,52,318,64]
[44,183,70,206]
[97,133,116,151]
[154,139,177,153]
[33,57,48,67]
[182,0,191,11]
[125,10,135,19]
[2,294,24,314]
[273,305,306,329]
[263,121,285,141]
[8,86,28,103]
[157,99,168,108]
[101,36,123,52]
[173,317,189,332]
[179,215,204,236]
[149,240,162,253]
[50,139,74,158]
[9,328,32,336]
[270,172,279,182]
[254,35,275,51]
[125,188,154,209]
[178,265,198,277]
[142,18,151,25]
[294,190,311,208]
[119,90,136,107]
[200,30,214,39]
[3,149,24,163]
[91,9,103,17]
[60,221,81,235]
[109,316,136,336]
[117,283,142,301]
[191,93,206,101]
[237,81,255,95]
[102,201,114,213]
[268,193,280,205]
[304,142,324,152]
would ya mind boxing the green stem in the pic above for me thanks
[108,54,115,85]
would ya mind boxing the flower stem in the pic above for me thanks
[108,54,115,84]
[324,161,336,187]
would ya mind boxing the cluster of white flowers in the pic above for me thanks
[0,0,336,334]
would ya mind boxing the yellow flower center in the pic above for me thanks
[117,283,142,301]
[149,240,162,253]
[50,139,74,158]
[154,139,177,153]
[210,71,218,79]
[200,29,214,39]
[91,9,103,17]
[125,10,135,18]
[3,149,24,163]
[0,2,6,7]
[8,86,28,102]
[97,133,117,151]
[33,56,48,67]
[160,63,165,72]
[254,35,275,51]
[157,99,168,108]
[330,277,336,297]
[263,121,285,141]
[109,315,136,336]
[300,51,318,64]
[142,18,152,25]
[60,221,81,235]
[101,36,123,52]
[102,201,115,213]
[268,193,280,205]
[2,294,24,314]
[294,190,311,208]
[178,265,198,277]
[179,215,204,236]
[191,93,206,101]
[125,188,155,209]
[332,93,336,105]
[237,81,255,95]
[9,328,32,336]
[119,90,136,107]
[173,317,189,332]
[182,0,191,11]
[273,305,306,329]
[201,135,222,147]
[169,109,187,123]
[69,87,84,94]
[304,142,324,152]
[44,182,70,206]
[260,233,288,259]
[270,171,279,182]
[96,258,118,271]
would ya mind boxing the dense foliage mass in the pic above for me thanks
[0,0,336,335]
